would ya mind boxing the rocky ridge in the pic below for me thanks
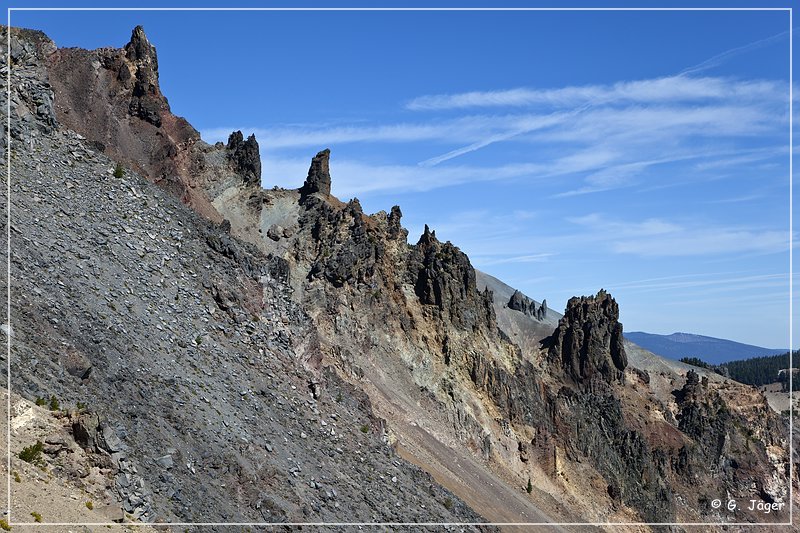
[2,25,489,527]
[5,23,797,529]
[508,289,547,321]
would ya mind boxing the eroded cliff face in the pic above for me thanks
[205,146,794,525]
[26,24,798,527]
[46,26,267,222]
[460,293,673,522]
[3,25,491,526]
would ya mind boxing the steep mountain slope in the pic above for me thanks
[476,270,561,359]
[4,24,798,529]
[2,25,488,526]
[626,331,786,365]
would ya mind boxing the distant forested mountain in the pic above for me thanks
[679,351,800,391]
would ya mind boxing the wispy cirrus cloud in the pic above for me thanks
[472,253,555,266]
[420,99,785,167]
[203,26,791,206]
[260,155,554,197]
[678,28,792,76]
[242,105,784,201]
[200,112,573,150]
[200,117,501,148]
[616,272,787,294]
[406,76,785,111]
[567,213,790,257]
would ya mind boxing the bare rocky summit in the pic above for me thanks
[2,24,797,529]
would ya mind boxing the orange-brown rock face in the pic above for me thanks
[47,26,223,221]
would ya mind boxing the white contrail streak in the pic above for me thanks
[420,27,791,166]
[679,29,792,76]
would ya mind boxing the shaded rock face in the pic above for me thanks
[407,225,495,331]
[545,290,627,385]
[465,350,545,428]
[300,149,332,198]
[4,27,59,139]
[226,130,261,187]
[508,290,547,321]
[297,171,391,288]
[462,349,674,522]
[465,299,781,524]
[312,200,383,287]
[508,290,528,312]
[124,25,163,127]
[668,370,788,507]
[297,185,493,333]
[673,370,733,473]
[675,371,729,458]
[387,205,406,241]
[293,152,417,295]
[553,389,672,522]
[538,299,547,320]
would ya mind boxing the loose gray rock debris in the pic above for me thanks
[0,25,491,527]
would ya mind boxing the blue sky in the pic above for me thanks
[11,2,797,349]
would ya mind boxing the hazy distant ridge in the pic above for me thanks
[625,331,786,365]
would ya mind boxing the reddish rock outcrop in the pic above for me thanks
[46,25,250,222]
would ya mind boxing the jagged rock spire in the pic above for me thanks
[125,26,157,64]
[226,131,261,187]
[387,205,406,240]
[508,290,528,312]
[300,149,332,197]
[508,290,547,321]
[545,289,627,385]
[535,299,548,320]
[123,25,163,126]
[418,224,437,246]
